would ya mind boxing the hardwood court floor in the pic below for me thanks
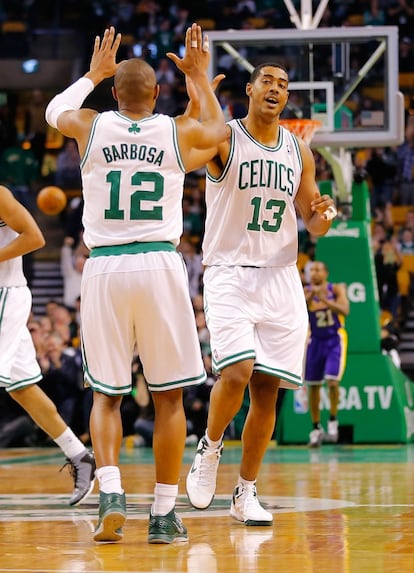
[0,442,413,573]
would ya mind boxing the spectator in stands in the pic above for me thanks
[47,302,77,347]
[55,139,82,190]
[0,134,39,213]
[372,203,395,237]
[178,236,203,299]
[38,314,53,338]
[195,308,210,357]
[64,197,84,249]
[397,209,414,239]
[396,118,414,205]
[24,89,49,169]
[182,194,204,239]
[155,57,177,85]
[0,104,17,157]
[155,82,180,115]
[153,18,174,61]
[374,237,402,321]
[37,331,83,427]
[365,147,398,211]
[397,227,414,254]
[131,357,155,447]
[172,5,191,46]
[60,236,87,310]
[380,312,401,368]
[363,1,386,25]
[398,36,414,72]
[386,0,414,41]
[28,319,48,361]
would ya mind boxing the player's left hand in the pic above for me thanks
[88,26,122,82]
[167,23,210,78]
[310,193,337,221]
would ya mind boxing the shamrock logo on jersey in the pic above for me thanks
[128,123,141,134]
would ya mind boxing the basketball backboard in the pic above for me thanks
[208,26,404,149]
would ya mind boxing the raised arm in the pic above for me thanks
[45,27,122,155]
[167,23,228,169]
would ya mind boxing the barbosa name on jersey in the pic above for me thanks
[102,143,165,165]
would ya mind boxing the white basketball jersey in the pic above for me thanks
[80,112,186,249]
[0,221,26,287]
[202,119,303,267]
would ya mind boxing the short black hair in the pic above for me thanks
[249,63,289,83]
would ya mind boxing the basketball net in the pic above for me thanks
[279,118,322,145]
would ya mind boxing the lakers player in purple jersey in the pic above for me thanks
[304,261,350,447]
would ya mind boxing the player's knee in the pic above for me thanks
[221,362,252,389]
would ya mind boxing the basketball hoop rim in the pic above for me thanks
[279,118,323,145]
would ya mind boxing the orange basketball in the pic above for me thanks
[36,186,67,215]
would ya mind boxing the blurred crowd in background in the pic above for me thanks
[1,0,414,447]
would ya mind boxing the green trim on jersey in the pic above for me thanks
[288,131,303,173]
[89,241,176,257]
[171,117,186,173]
[237,118,284,151]
[80,113,100,169]
[206,124,235,184]
[114,111,160,123]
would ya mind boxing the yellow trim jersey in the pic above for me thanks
[202,119,303,267]
[80,112,186,249]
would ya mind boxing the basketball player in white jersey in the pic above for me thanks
[45,25,228,543]
[186,63,338,525]
[0,185,96,506]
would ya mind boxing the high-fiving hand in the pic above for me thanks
[167,23,210,78]
[88,26,122,82]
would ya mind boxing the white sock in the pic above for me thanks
[238,475,256,488]
[151,483,178,515]
[96,466,124,494]
[205,431,223,449]
[54,427,86,459]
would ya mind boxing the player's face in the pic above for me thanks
[247,67,289,118]
[310,262,328,285]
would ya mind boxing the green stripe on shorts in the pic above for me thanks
[90,241,176,257]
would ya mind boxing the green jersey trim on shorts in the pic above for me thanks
[147,370,207,392]
[89,241,176,257]
[6,373,43,392]
[212,349,256,373]
[254,363,302,387]
[0,287,9,323]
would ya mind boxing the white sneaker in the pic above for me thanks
[186,436,223,509]
[309,428,324,448]
[230,483,273,526]
[325,420,339,443]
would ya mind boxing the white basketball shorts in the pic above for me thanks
[0,286,42,392]
[81,250,206,395]
[203,264,309,389]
